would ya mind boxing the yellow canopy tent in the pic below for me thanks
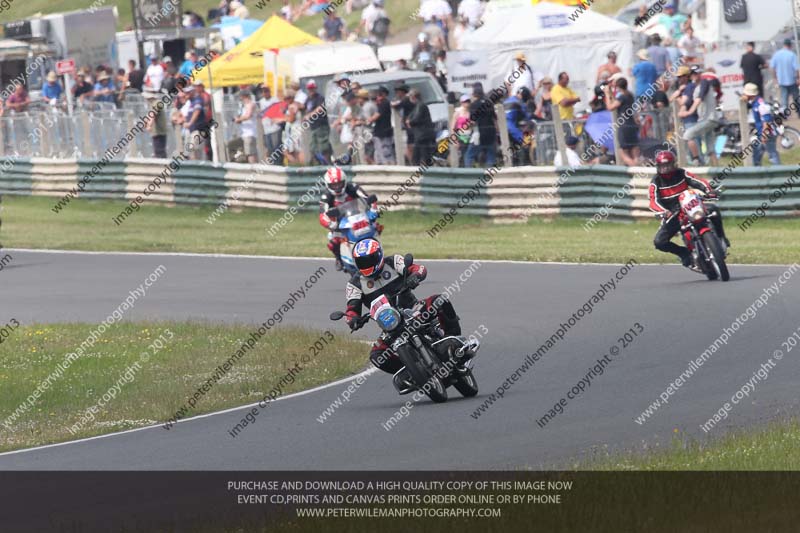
[194,15,322,88]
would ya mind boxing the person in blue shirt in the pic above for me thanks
[504,87,531,165]
[93,71,117,103]
[179,51,198,78]
[41,71,63,102]
[743,83,780,166]
[646,34,672,77]
[770,38,800,117]
[632,49,658,102]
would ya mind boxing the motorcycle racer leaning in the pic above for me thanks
[649,151,729,268]
[318,166,382,270]
[344,239,464,375]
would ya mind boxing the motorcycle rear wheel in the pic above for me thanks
[702,232,730,282]
[397,343,448,403]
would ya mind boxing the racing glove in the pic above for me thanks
[367,209,380,222]
[345,310,360,331]
[405,265,427,289]
[406,264,427,280]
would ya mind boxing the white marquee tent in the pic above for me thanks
[461,2,635,109]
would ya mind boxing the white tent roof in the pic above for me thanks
[458,2,635,115]
[277,42,381,78]
[462,2,632,50]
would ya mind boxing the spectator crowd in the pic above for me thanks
[2,0,798,169]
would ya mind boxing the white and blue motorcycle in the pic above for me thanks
[326,195,382,276]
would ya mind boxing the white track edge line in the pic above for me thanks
[0,367,378,458]
[4,248,795,268]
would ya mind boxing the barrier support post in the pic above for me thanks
[738,97,751,165]
[672,103,687,166]
[496,103,512,166]
[553,105,568,166]
[392,109,406,166]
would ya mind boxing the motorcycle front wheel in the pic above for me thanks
[397,343,448,403]
[453,369,479,398]
[702,232,730,282]
[778,126,800,152]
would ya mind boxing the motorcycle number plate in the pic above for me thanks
[369,294,391,319]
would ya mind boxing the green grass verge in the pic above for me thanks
[3,195,800,264]
[0,0,623,37]
[0,321,366,452]
[0,0,421,37]
[578,420,800,470]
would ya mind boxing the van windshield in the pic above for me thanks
[361,79,442,106]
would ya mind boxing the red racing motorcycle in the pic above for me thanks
[659,190,730,282]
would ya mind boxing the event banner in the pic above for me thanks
[446,50,491,94]
[705,50,746,111]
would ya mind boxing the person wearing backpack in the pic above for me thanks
[358,0,390,45]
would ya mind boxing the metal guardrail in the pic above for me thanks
[1,158,798,221]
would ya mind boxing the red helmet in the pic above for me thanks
[324,167,346,195]
[655,151,676,178]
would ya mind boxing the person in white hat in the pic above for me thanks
[509,51,537,96]
[41,71,63,103]
[93,71,116,104]
[743,82,781,166]
[632,49,657,102]
[304,78,332,163]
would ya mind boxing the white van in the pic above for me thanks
[347,70,449,129]
[687,0,793,44]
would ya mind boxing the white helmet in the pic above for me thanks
[324,167,347,195]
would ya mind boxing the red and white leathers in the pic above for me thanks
[319,182,380,260]
[344,255,461,374]
[649,166,725,262]
[648,167,713,215]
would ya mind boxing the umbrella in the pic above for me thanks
[584,110,615,152]
[262,100,288,120]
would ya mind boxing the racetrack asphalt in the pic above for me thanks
[1,249,799,470]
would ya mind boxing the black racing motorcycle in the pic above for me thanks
[330,254,479,403]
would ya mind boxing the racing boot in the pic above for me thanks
[680,251,702,274]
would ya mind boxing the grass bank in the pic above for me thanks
[579,419,800,470]
[3,195,799,264]
[0,321,367,452]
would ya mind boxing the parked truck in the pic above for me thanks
[1,7,117,94]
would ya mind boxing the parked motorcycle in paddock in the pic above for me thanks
[715,100,800,156]
[330,254,480,403]
[326,195,382,276]
[658,190,730,282]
